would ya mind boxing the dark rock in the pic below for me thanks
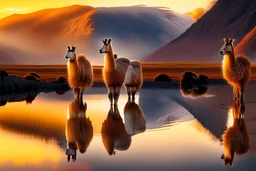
[0,99,7,106]
[24,74,37,81]
[198,75,209,86]
[180,71,209,97]
[29,73,40,79]
[180,71,198,90]
[0,75,70,96]
[56,77,68,83]
[26,94,37,104]
[0,70,8,77]
[153,74,172,82]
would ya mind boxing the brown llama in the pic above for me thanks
[101,105,131,155]
[65,46,93,106]
[65,100,93,162]
[124,101,146,136]
[221,100,250,166]
[124,61,143,101]
[99,38,130,105]
[219,38,251,103]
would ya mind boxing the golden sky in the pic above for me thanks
[0,0,214,19]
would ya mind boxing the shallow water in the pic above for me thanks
[0,82,256,171]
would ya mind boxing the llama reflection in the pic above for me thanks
[221,100,249,166]
[101,105,131,155]
[65,100,93,162]
[124,101,146,136]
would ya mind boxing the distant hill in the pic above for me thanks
[0,5,193,65]
[144,0,256,62]
[235,27,256,60]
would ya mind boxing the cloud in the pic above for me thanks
[187,8,205,21]
[187,0,217,21]
[0,7,27,14]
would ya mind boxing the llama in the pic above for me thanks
[220,101,250,166]
[65,46,93,106]
[101,105,131,155]
[99,38,130,105]
[124,101,146,136]
[124,61,143,101]
[65,100,93,162]
[219,38,251,103]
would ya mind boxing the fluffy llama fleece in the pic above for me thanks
[124,61,143,91]
[68,54,93,89]
[66,101,93,154]
[101,105,131,155]
[221,102,249,166]
[124,101,146,136]
[222,56,251,88]
[221,118,249,165]
[220,38,251,95]
[103,57,130,87]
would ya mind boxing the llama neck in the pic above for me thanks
[69,54,77,63]
[223,50,235,69]
[104,44,116,70]
[68,55,78,75]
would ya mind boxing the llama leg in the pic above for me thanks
[114,86,121,106]
[131,86,136,101]
[74,88,80,102]
[108,86,114,105]
[240,85,245,115]
[126,85,131,101]
[113,104,121,120]
[128,87,132,102]
[79,88,84,108]
[233,86,239,104]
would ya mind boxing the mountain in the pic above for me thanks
[0,5,193,65]
[235,26,256,60]
[144,0,256,62]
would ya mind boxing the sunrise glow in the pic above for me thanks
[0,0,214,19]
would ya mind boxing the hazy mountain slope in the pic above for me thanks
[235,26,256,60]
[0,5,193,64]
[144,0,256,62]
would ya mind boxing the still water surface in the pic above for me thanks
[0,82,256,171]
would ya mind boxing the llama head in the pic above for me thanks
[65,46,76,59]
[99,38,111,54]
[66,143,77,162]
[221,153,234,166]
[219,38,235,56]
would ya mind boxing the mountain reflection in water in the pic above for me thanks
[0,83,256,171]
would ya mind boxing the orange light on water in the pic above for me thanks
[0,128,62,165]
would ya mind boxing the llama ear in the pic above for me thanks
[231,38,235,44]
[221,154,225,159]
[72,46,76,51]
[108,38,111,44]
[67,46,71,51]
[223,38,228,43]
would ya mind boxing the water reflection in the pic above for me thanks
[221,99,250,166]
[139,88,227,139]
[124,101,146,136]
[65,100,93,162]
[101,105,131,155]
[0,92,38,106]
